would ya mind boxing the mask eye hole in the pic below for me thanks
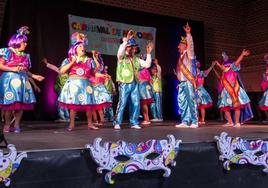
[254,151,264,157]
[114,155,131,162]
[145,152,160,160]
[233,149,243,155]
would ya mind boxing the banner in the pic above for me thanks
[68,14,156,56]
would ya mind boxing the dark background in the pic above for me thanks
[0,0,204,121]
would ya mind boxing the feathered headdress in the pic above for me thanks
[71,32,88,45]
[17,26,30,36]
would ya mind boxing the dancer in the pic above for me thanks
[103,65,116,122]
[175,23,198,128]
[215,50,253,127]
[150,58,163,122]
[0,26,44,133]
[43,58,70,122]
[259,54,268,112]
[113,30,153,129]
[58,32,98,131]
[196,60,215,125]
[90,51,112,126]
[139,66,154,125]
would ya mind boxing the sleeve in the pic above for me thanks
[231,62,240,72]
[60,58,70,67]
[0,48,11,62]
[140,54,152,68]
[186,34,195,60]
[117,41,127,60]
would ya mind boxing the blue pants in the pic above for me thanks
[178,81,198,125]
[104,96,114,121]
[113,82,140,126]
[150,92,162,119]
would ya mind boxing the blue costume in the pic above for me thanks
[197,70,213,109]
[150,64,163,120]
[176,34,198,126]
[113,38,151,128]
[0,48,36,110]
[259,70,268,111]
[58,57,95,111]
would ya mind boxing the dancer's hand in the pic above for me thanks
[242,49,250,57]
[126,30,134,41]
[184,22,191,34]
[214,60,220,66]
[32,74,45,82]
[42,58,48,65]
[146,42,154,54]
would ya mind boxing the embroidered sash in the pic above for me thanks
[177,57,196,90]
[221,76,240,107]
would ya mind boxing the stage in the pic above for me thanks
[1,121,268,188]
[4,120,268,151]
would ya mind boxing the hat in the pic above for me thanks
[71,32,88,45]
[126,38,138,47]
[17,26,30,36]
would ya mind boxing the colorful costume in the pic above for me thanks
[217,61,253,123]
[197,70,213,109]
[259,69,268,111]
[58,56,94,111]
[150,64,163,120]
[90,60,112,110]
[0,48,35,110]
[138,68,154,105]
[176,34,198,126]
[103,68,115,121]
[113,38,151,127]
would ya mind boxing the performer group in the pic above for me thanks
[0,24,266,132]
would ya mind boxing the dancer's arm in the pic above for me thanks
[184,23,195,59]
[234,49,250,67]
[27,71,45,82]
[59,57,75,74]
[117,30,134,60]
[0,58,24,72]
[213,68,221,80]
[204,61,216,76]
[29,77,41,92]
[42,58,60,74]
[140,42,153,68]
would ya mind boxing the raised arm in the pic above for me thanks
[234,49,250,67]
[204,61,216,76]
[140,42,154,68]
[117,30,134,60]
[213,68,221,80]
[215,60,226,72]
[42,58,60,74]
[184,23,195,59]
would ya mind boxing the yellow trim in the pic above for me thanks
[177,57,196,90]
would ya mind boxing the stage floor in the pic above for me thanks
[4,120,268,151]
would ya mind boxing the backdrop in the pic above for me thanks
[0,0,204,121]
